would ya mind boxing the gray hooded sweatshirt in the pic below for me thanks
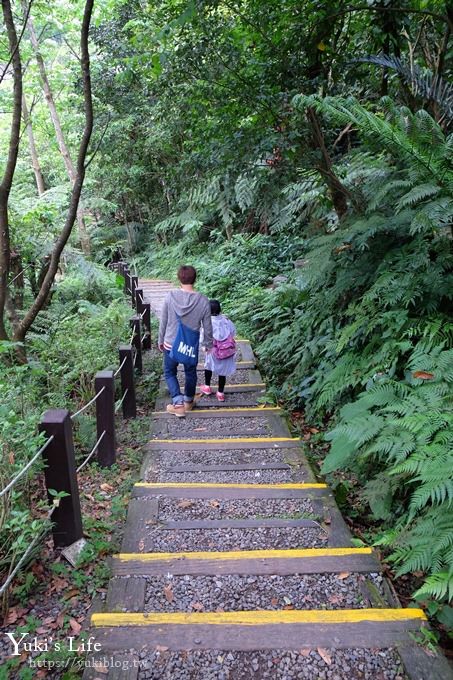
[158,290,213,351]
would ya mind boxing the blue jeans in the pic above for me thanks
[163,350,197,405]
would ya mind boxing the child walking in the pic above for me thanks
[200,300,236,402]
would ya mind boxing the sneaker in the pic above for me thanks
[166,403,186,418]
[184,400,195,412]
[216,391,225,402]
[199,385,212,395]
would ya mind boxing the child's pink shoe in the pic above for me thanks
[199,385,212,395]
[216,391,225,402]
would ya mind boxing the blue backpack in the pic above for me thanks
[169,315,200,367]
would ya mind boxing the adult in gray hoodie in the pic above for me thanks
[158,265,213,417]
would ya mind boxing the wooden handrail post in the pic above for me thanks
[142,303,151,350]
[130,315,143,373]
[135,287,144,314]
[39,410,83,547]
[95,370,116,467]
[118,345,136,418]
[124,268,131,295]
[130,275,138,307]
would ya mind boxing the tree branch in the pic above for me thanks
[327,5,451,31]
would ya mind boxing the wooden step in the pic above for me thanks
[152,407,282,419]
[90,608,427,651]
[132,482,328,499]
[112,546,380,576]
[147,437,303,450]
[159,380,266,393]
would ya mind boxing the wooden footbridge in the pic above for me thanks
[83,276,452,680]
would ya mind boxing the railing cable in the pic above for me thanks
[71,387,105,420]
[114,389,129,413]
[76,431,106,473]
[0,436,54,499]
[0,531,45,596]
[114,356,127,378]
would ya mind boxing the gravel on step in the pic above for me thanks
[140,527,327,552]
[158,498,315,521]
[176,369,252,384]
[143,573,372,613]
[137,647,407,679]
[148,448,292,467]
[152,469,294,484]
[156,417,271,438]
[195,392,266,407]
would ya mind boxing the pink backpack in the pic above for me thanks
[213,334,236,360]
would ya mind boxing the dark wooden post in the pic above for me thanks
[130,315,143,373]
[135,287,144,314]
[94,370,116,467]
[118,345,136,418]
[124,269,131,295]
[130,275,138,307]
[141,303,151,350]
[39,410,83,547]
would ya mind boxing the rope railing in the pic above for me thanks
[1,260,148,592]
[0,531,46,596]
[71,387,105,420]
[114,388,129,413]
[0,436,55,499]
[76,431,106,473]
[114,356,127,378]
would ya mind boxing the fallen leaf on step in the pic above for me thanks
[328,594,342,604]
[138,539,145,552]
[155,645,169,653]
[337,572,350,579]
[163,585,174,603]
[193,427,207,432]
[191,601,204,611]
[299,649,311,657]
[317,648,332,665]
[270,597,279,606]
[178,500,194,508]
[209,500,220,508]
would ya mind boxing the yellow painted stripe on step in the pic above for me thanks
[135,482,327,489]
[115,547,374,562]
[92,609,426,627]
[153,407,282,415]
[149,437,301,444]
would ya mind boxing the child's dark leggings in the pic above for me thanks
[205,370,226,393]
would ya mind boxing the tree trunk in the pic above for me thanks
[22,94,46,195]
[307,107,351,220]
[0,0,22,342]
[24,3,91,256]
[11,0,95,357]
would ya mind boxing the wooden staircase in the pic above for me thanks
[82,280,451,680]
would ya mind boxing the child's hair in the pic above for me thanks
[210,299,221,315]
[177,265,197,284]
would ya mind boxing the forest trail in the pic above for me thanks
[83,280,450,680]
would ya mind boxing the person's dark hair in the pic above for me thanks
[210,299,221,316]
[177,265,197,285]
